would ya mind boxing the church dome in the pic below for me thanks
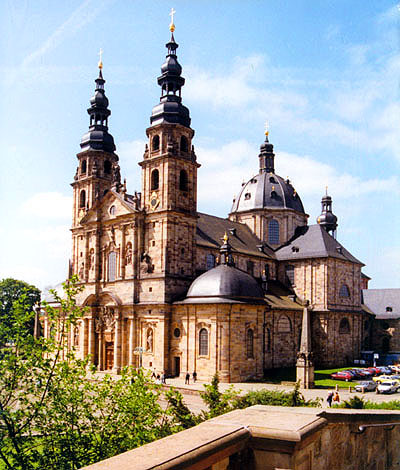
[185,264,265,303]
[231,171,305,214]
[230,133,305,215]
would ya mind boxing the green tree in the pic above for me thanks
[200,374,236,418]
[0,277,171,470]
[0,278,40,345]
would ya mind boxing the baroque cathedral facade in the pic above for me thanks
[44,24,371,382]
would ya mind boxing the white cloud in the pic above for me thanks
[21,192,72,219]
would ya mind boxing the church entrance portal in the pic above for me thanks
[174,357,180,377]
[105,342,114,370]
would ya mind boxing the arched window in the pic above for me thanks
[104,160,112,175]
[151,169,159,190]
[180,136,188,152]
[152,135,160,151]
[206,254,215,271]
[108,252,117,281]
[109,205,116,215]
[79,190,86,208]
[339,318,350,334]
[81,160,87,174]
[179,169,188,191]
[268,219,280,245]
[339,284,350,298]
[277,315,291,333]
[199,328,208,356]
[246,329,254,358]
[266,327,271,352]
[146,328,154,353]
[246,260,254,276]
[285,265,295,286]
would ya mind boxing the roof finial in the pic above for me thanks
[223,231,229,244]
[264,120,269,137]
[169,7,176,32]
[98,48,103,70]
[325,185,328,196]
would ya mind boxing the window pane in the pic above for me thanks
[199,328,208,355]
[268,220,280,245]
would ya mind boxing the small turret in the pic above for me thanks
[317,189,338,237]
[258,122,275,173]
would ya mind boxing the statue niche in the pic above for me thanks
[140,252,153,274]
[95,306,116,334]
[125,242,132,266]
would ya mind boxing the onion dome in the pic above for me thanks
[150,19,191,128]
[231,133,304,214]
[80,63,116,154]
[317,190,338,235]
[184,234,265,304]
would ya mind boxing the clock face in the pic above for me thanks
[150,192,159,210]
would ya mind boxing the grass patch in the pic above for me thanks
[314,367,360,389]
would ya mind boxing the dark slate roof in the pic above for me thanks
[264,280,303,310]
[181,264,266,304]
[230,172,305,214]
[275,224,363,265]
[196,213,275,259]
[362,289,400,319]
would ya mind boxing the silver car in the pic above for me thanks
[354,381,377,392]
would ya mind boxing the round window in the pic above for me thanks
[174,328,181,338]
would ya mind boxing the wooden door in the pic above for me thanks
[174,357,180,377]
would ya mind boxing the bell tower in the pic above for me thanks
[71,56,121,229]
[139,14,200,302]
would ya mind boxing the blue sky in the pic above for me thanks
[0,0,399,290]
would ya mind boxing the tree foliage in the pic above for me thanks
[0,277,170,470]
[0,278,40,344]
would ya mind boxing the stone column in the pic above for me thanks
[98,333,104,371]
[88,318,95,363]
[113,315,121,373]
[128,317,134,366]
[80,319,87,359]
[296,304,314,389]
[83,318,89,357]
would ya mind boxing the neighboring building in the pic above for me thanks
[43,23,373,382]
[362,289,400,353]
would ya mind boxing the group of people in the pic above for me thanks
[151,370,166,384]
[185,371,197,384]
[327,391,340,407]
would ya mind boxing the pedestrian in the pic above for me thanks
[327,391,333,407]
[151,369,156,379]
[192,371,197,383]
[333,391,340,404]
[156,374,161,384]
[185,372,190,384]
[161,372,166,384]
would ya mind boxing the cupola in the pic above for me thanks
[317,189,338,237]
[80,59,116,154]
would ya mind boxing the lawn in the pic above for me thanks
[254,367,361,389]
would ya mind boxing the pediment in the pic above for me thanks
[80,190,136,224]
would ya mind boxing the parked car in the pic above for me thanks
[377,366,392,375]
[376,381,399,394]
[366,367,380,376]
[353,369,373,378]
[354,381,377,392]
[345,370,363,380]
[389,365,400,373]
[373,375,396,384]
[331,371,353,381]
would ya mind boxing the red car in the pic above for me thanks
[331,371,353,381]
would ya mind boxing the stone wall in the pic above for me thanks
[81,406,400,470]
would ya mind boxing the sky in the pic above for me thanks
[0,0,399,290]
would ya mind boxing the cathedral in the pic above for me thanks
[43,21,371,382]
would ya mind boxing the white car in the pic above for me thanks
[376,381,399,394]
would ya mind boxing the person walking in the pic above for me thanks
[161,372,166,384]
[192,371,197,383]
[333,391,340,404]
[185,372,190,384]
[327,391,334,407]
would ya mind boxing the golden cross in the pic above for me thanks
[98,48,103,69]
[264,120,269,137]
[169,8,176,32]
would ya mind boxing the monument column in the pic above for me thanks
[128,317,135,366]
